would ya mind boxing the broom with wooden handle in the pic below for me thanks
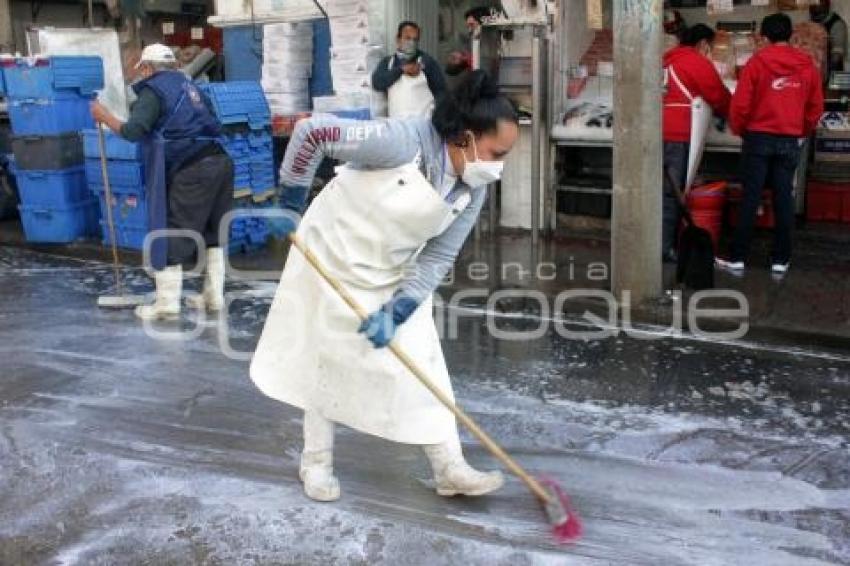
[288,232,582,543]
[96,123,144,309]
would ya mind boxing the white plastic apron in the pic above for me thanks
[665,65,713,191]
[250,163,470,444]
[388,58,435,119]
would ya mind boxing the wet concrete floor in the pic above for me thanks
[0,245,848,565]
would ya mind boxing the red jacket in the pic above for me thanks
[663,46,732,143]
[730,44,824,137]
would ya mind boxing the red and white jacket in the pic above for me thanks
[663,45,732,143]
[730,44,824,137]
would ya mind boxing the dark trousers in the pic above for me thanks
[731,133,800,265]
[663,141,689,255]
[167,151,234,266]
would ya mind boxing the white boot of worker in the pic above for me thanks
[299,449,341,502]
[135,265,182,321]
[423,432,504,497]
[299,411,340,502]
[187,247,225,312]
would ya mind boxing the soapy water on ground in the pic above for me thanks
[0,246,849,564]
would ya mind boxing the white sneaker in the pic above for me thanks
[135,265,182,320]
[423,441,504,497]
[715,258,745,273]
[186,247,226,312]
[299,450,341,502]
[771,262,790,275]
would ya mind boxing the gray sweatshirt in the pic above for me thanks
[280,114,485,303]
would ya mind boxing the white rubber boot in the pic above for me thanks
[423,431,504,497]
[299,411,340,502]
[299,450,341,502]
[187,248,225,312]
[135,265,182,321]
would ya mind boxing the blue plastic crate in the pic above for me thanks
[250,169,274,178]
[82,129,141,161]
[251,182,275,193]
[1,56,104,98]
[15,166,88,208]
[247,131,272,149]
[330,108,370,120]
[19,199,99,243]
[224,147,252,160]
[93,187,148,226]
[222,26,263,82]
[199,82,271,129]
[8,94,95,135]
[85,159,144,191]
[249,153,273,163]
[100,220,147,250]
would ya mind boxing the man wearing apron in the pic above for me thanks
[251,71,518,502]
[372,21,447,119]
[662,25,731,262]
[91,44,233,321]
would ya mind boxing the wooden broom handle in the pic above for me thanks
[97,124,124,297]
[288,233,553,504]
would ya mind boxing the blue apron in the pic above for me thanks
[143,132,169,271]
[136,73,222,271]
[142,95,186,272]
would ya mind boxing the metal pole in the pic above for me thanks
[472,32,483,244]
[0,0,12,52]
[531,26,543,251]
[489,182,498,234]
[546,24,556,235]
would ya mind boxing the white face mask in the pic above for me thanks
[461,134,504,187]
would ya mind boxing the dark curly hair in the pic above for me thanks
[431,70,518,144]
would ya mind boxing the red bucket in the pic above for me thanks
[689,209,723,251]
[687,181,728,212]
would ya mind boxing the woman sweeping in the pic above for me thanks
[250,71,518,502]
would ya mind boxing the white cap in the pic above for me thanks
[135,43,176,68]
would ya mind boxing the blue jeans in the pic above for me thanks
[731,133,801,265]
[663,141,689,255]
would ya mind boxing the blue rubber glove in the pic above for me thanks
[358,294,420,348]
[268,185,308,238]
[280,185,309,214]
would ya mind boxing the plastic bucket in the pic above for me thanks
[689,209,723,252]
[688,181,727,212]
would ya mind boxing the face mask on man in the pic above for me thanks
[398,39,419,60]
[461,132,504,187]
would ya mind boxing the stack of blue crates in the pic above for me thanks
[198,81,276,198]
[219,127,275,197]
[82,129,147,250]
[229,197,271,254]
[2,56,104,243]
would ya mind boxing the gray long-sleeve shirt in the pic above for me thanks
[280,114,484,303]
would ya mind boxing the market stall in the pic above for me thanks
[550,0,837,229]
